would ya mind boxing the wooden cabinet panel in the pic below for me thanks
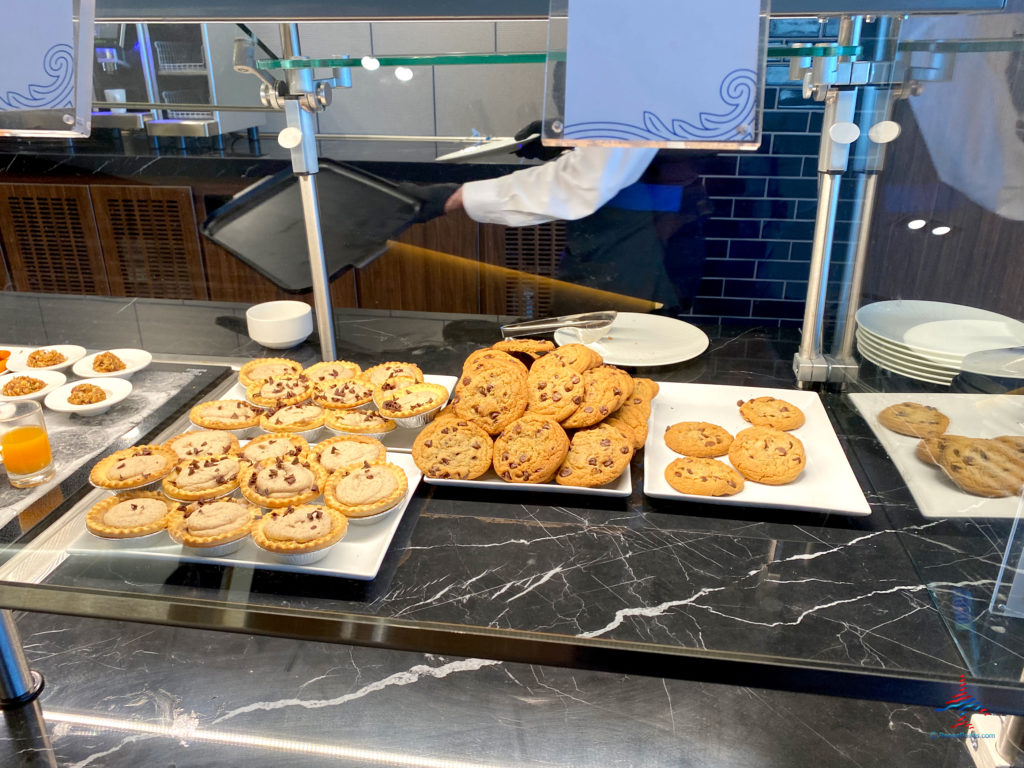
[89,185,207,300]
[356,214,480,313]
[0,183,110,295]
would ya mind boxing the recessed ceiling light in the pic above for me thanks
[395,66,413,81]
[930,225,952,236]
[906,219,927,230]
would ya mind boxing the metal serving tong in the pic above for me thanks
[500,311,616,344]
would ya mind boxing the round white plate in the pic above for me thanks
[958,346,1024,379]
[856,339,953,384]
[5,344,86,373]
[43,377,133,415]
[0,370,67,401]
[856,326,963,367]
[903,319,1024,358]
[856,333,957,377]
[554,312,709,367]
[855,330,961,373]
[72,348,152,379]
[856,300,1024,357]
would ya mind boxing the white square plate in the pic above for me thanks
[424,465,631,497]
[67,452,422,580]
[644,383,871,516]
[848,392,1024,519]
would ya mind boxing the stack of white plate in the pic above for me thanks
[855,300,1024,385]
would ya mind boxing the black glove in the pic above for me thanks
[513,120,567,161]
[397,182,460,223]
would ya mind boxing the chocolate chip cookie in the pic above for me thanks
[664,421,733,458]
[664,457,744,496]
[492,414,569,483]
[727,427,806,485]
[878,402,950,438]
[738,396,805,431]
[452,364,528,435]
[555,423,634,487]
[560,365,631,429]
[412,418,493,480]
[526,356,583,422]
[915,434,972,466]
[936,438,1024,497]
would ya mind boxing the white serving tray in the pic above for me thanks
[848,392,1024,519]
[425,464,631,497]
[67,452,422,580]
[644,383,871,517]
[218,373,457,453]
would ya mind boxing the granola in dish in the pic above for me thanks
[68,382,107,405]
[27,349,66,368]
[2,376,46,397]
[92,351,126,373]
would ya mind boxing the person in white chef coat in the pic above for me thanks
[418,142,712,315]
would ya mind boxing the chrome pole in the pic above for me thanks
[279,23,337,361]
[797,171,841,370]
[0,610,43,709]
[836,172,878,359]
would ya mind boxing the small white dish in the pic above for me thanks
[44,377,133,415]
[85,529,170,548]
[5,344,87,373]
[253,541,338,564]
[0,370,67,402]
[73,349,153,379]
[246,300,313,349]
[180,538,249,558]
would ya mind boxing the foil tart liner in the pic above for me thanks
[162,485,238,504]
[323,424,394,441]
[179,536,249,558]
[254,542,336,565]
[189,420,262,441]
[260,425,324,444]
[345,500,402,526]
[89,476,165,493]
[387,403,444,430]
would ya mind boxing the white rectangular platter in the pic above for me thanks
[424,465,631,497]
[218,373,457,453]
[848,392,1024,519]
[644,383,871,516]
[67,452,422,580]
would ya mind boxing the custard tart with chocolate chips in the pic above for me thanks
[304,360,362,387]
[239,433,309,464]
[324,460,408,519]
[252,504,348,556]
[162,454,250,501]
[324,407,396,435]
[86,491,176,539]
[167,497,260,549]
[246,373,313,408]
[259,402,326,434]
[312,378,374,409]
[239,455,327,508]
[311,434,386,473]
[189,399,263,431]
[361,361,423,388]
[164,430,240,460]
[90,445,178,490]
[238,358,303,388]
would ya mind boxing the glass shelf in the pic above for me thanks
[255,45,863,71]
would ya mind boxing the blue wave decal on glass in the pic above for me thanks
[0,44,75,111]
[564,68,757,142]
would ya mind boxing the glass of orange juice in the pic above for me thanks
[0,401,55,488]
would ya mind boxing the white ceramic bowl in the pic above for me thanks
[73,349,153,379]
[44,377,133,415]
[246,301,314,349]
[0,370,67,402]
[6,344,87,373]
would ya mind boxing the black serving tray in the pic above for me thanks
[201,160,421,292]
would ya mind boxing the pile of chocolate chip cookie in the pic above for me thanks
[411,339,658,487]
[663,396,807,497]
[878,401,1024,498]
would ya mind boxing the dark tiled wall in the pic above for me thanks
[681,18,845,330]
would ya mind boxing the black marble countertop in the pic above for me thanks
[1,292,1022,725]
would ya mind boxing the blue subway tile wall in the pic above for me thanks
[677,18,849,330]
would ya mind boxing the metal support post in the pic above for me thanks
[0,610,43,709]
[278,23,337,361]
